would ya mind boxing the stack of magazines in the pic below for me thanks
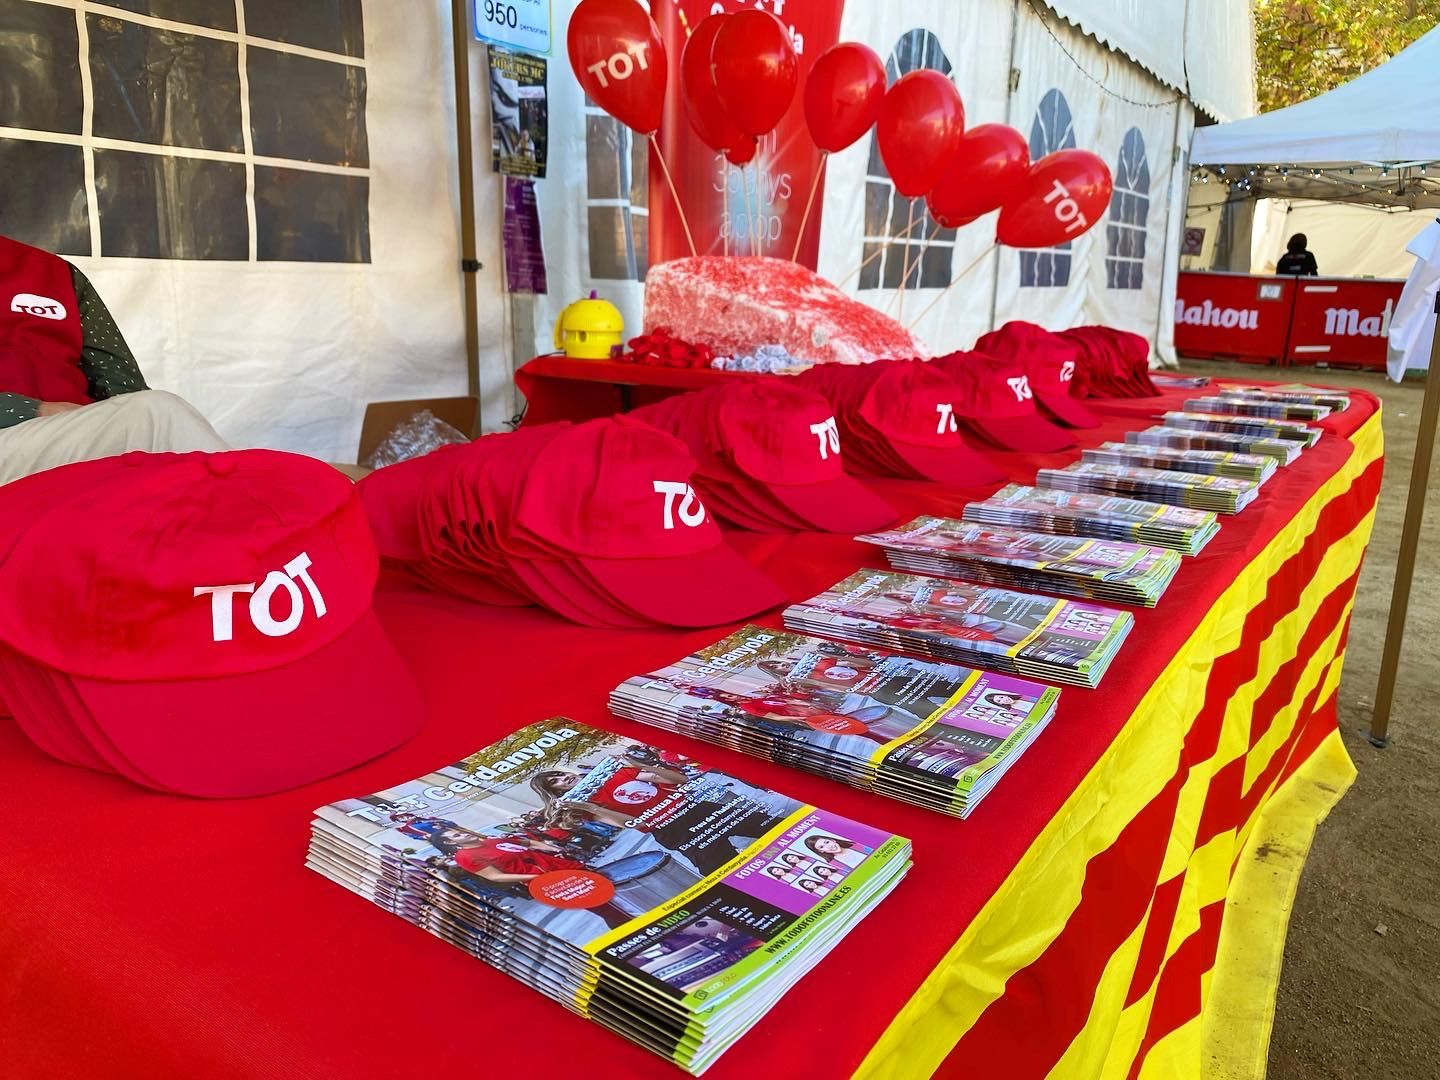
[1221,384,1350,413]
[1036,461,1261,514]
[1149,372,1212,389]
[854,515,1181,606]
[783,569,1134,688]
[1126,426,1302,465]
[1163,411,1322,448]
[1182,395,1331,422]
[964,484,1221,555]
[610,625,1062,817]
[308,720,911,1075]
[1082,441,1277,483]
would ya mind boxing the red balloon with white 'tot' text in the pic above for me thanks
[996,149,1113,248]
[566,0,667,135]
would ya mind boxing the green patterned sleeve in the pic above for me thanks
[0,392,41,430]
[70,265,148,400]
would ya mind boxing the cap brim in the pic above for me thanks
[0,652,110,771]
[886,440,1007,487]
[1034,389,1099,428]
[578,546,786,628]
[67,611,425,798]
[762,475,899,533]
[509,557,658,628]
[963,414,1076,452]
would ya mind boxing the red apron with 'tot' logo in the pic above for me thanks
[0,235,90,404]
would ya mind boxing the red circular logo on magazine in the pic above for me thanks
[528,870,616,909]
[803,713,868,735]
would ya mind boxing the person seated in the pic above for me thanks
[0,233,228,485]
[1276,233,1319,276]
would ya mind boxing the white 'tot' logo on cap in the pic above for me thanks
[1006,376,1034,402]
[11,293,66,320]
[808,417,841,460]
[653,481,705,530]
[1060,361,1075,382]
[195,552,328,642]
[935,403,959,434]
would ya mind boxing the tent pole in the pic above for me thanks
[1369,294,1440,746]
[451,0,483,424]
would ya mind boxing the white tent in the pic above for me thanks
[1191,26,1440,208]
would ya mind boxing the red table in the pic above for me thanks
[0,384,1382,1079]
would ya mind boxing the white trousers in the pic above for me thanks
[0,390,230,485]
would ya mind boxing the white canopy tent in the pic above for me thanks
[1187,27,1440,746]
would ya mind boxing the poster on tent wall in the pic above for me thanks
[648,0,844,269]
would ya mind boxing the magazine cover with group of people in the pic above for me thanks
[610,624,1061,816]
[309,720,911,1074]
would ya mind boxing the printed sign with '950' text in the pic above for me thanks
[474,0,550,55]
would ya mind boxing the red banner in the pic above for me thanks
[1174,272,1297,363]
[1285,278,1403,371]
[649,0,844,269]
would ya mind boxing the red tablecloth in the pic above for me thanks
[0,384,1381,1079]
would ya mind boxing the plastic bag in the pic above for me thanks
[363,409,470,470]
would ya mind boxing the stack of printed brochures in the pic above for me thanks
[1163,411,1322,448]
[1035,461,1261,514]
[854,515,1181,606]
[963,484,1221,555]
[308,720,911,1075]
[1221,384,1350,413]
[1126,426,1303,465]
[611,625,1061,817]
[782,568,1133,688]
[1183,394,1331,422]
[1082,441,1278,484]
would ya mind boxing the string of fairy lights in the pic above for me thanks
[1189,161,1440,204]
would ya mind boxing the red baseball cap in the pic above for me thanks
[510,417,787,626]
[851,361,1006,486]
[929,350,1076,452]
[0,450,425,798]
[976,322,1098,428]
[631,382,898,533]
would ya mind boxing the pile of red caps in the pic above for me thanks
[358,417,786,629]
[628,381,898,533]
[975,321,1102,428]
[1056,325,1160,398]
[928,349,1077,452]
[612,327,716,369]
[795,359,1008,487]
[0,450,424,797]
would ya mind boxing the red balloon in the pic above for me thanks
[726,135,758,166]
[711,10,799,137]
[927,124,1030,227]
[996,149,1114,248]
[566,0,666,135]
[682,15,749,155]
[876,70,965,198]
[804,42,886,153]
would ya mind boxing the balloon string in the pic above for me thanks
[836,215,926,290]
[723,163,730,257]
[791,153,825,264]
[650,135,698,259]
[905,242,1000,333]
[893,199,917,322]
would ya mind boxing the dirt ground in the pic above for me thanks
[1174,361,1440,1079]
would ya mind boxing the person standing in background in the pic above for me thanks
[0,233,228,484]
[1276,233,1320,276]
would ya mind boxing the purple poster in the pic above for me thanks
[503,176,547,294]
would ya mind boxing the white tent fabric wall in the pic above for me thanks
[1183,0,1257,124]
[1249,202,1434,279]
[1042,0,1187,93]
[69,1,493,463]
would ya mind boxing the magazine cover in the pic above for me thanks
[1037,461,1261,513]
[1183,394,1330,421]
[1082,442,1277,483]
[784,569,1133,685]
[1127,426,1302,464]
[1164,411,1322,446]
[612,625,1060,810]
[965,483,1222,532]
[314,720,910,1071]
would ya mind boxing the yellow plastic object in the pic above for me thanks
[553,291,625,359]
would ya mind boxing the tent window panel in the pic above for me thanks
[243,0,365,58]
[588,205,644,281]
[96,148,248,259]
[255,166,369,262]
[88,14,244,153]
[1105,127,1150,291]
[860,29,955,292]
[859,242,884,290]
[1019,89,1077,289]
[248,47,369,167]
[104,0,237,31]
[0,0,83,134]
[629,129,648,208]
[584,104,647,280]
[586,115,623,199]
[0,137,89,255]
